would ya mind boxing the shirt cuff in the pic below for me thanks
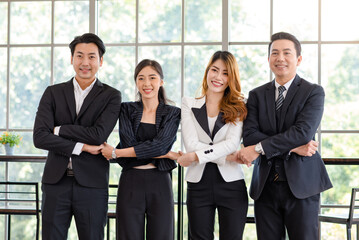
[54,126,60,135]
[258,142,265,155]
[72,143,84,155]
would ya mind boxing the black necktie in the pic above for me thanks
[276,86,286,111]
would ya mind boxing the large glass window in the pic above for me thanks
[1,0,358,239]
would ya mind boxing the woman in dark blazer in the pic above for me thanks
[101,59,180,240]
[177,51,248,239]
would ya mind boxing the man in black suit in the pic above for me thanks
[238,32,332,240]
[33,33,121,239]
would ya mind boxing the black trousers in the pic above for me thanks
[187,163,248,240]
[42,174,108,240]
[254,180,320,240]
[116,168,174,240]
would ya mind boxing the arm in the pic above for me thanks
[101,143,180,161]
[242,84,324,164]
[290,140,318,157]
[242,90,270,147]
[132,107,181,159]
[58,89,122,145]
[101,142,135,160]
[33,87,77,157]
[116,103,181,159]
[156,151,181,160]
[82,144,104,155]
[180,97,242,166]
[261,85,324,159]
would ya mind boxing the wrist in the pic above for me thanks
[192,152,199,162]
[111,148,117,159]
[82,144,88,152]
[254,143,263,154]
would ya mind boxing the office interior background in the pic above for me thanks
[1,0,358,239]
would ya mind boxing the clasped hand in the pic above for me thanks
[226,145,259,167]
[81,142,114,161]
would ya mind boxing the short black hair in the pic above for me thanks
[268,32,301,57]
[69,33,106,58]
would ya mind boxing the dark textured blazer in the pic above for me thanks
[116,101,181,171]
[243,74,332,200]
[33,78,122,188]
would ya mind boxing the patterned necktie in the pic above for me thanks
[276,86,286,111]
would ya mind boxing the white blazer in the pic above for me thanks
[181,96,245,183]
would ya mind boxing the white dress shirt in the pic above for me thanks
[54,77,97,167]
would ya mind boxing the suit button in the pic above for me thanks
[267,161,272,166]
[209,142,213,145]
[210,149,213,152]
[204,151,208,154]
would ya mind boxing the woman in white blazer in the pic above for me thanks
[178,51,248,239]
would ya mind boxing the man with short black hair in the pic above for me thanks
[238,32,332,240]
[34,33,121,239]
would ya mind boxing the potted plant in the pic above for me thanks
[0,131,22,155]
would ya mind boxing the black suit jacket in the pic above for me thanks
[116,101,180,171]
[33,78,121,188]
[243,75,332,200]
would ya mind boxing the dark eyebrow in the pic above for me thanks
[137,74,158,78]
[75,51,97,55]
[211,65,227,72]
[271,48,292,52]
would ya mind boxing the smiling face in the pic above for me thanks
[71,43,103,85]
[269,39,302,84]
[206,59,229,95]
[135,66,163,101]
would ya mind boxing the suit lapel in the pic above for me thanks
[192,102,211,139]
[132,102,143,135]
[278,75,301,130]
[64,79,76,122]
[155,102,165,132]
[76,79,103,120]
[266,81,277,132]
[192,98,226,140]
[212,112,225,140]
[132,101,164,136]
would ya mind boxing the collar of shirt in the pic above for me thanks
[275,77,294,100]
[73,77,97,114]
[73,77,97,96]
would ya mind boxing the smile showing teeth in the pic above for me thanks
[143,89,152,94]
[211,81,223,87]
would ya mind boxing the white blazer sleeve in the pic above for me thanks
[181,96,242,165]
[195,121,242,165]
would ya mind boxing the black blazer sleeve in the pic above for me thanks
[33,86,76,157]
[134,106,180,159]
[58,87,121,145]
[261,84,324,159]
[242,88,271,146]
[243,81,325,159]
[119,102,181,159]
